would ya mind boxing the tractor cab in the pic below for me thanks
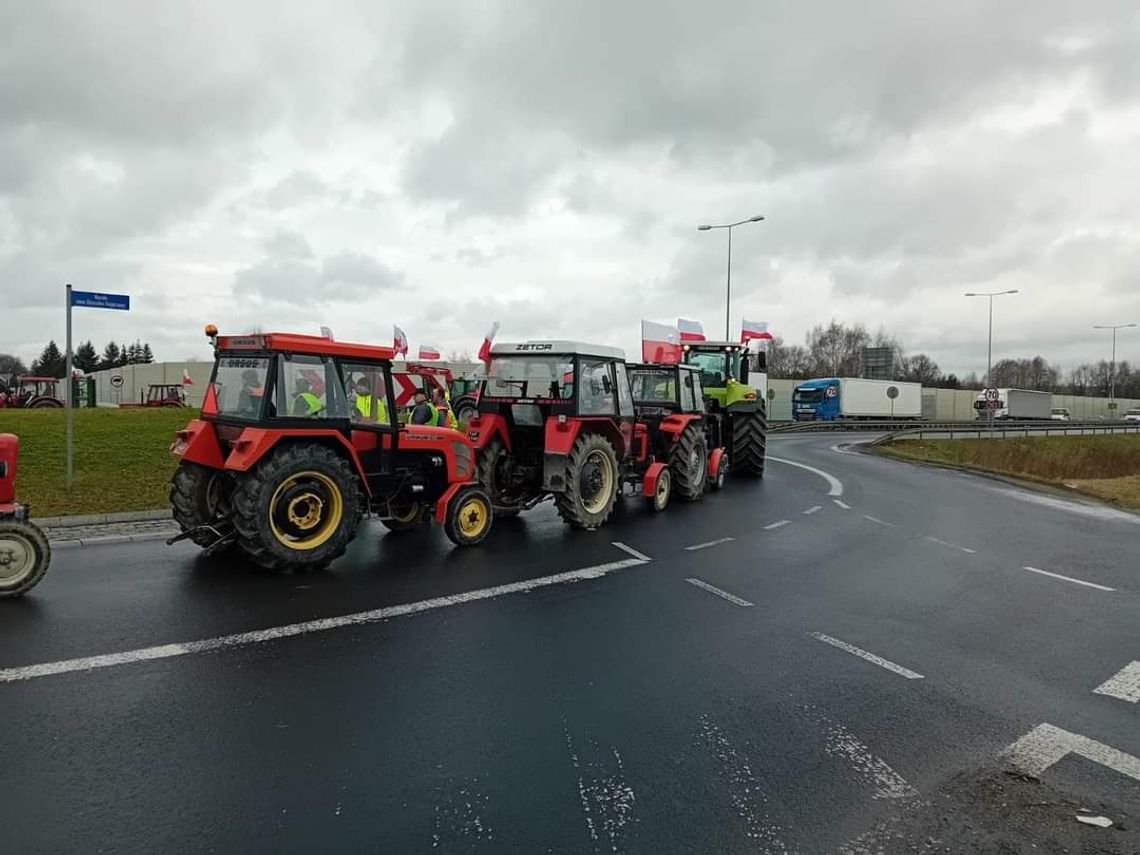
[168,329,492,571]
[469,341,658,525]
[146,384,186,407]
[0,376,64,409]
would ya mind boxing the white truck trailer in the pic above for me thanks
[974,388,1052,420]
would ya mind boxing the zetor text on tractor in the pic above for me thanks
[468,341,670,525]
[681,341,768,477]
[168,328,492,571]
[627,362,728,501]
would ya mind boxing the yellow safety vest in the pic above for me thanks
[355,394,388,423]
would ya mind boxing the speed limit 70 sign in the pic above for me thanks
[983,388,999,400]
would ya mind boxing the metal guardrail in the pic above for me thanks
[868,421,1140,447]
[769,419,1140,436]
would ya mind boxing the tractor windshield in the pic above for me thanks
[485,356,575,400]
[212,356,271,420]
[629,369,677,403]
[687,351,734,388]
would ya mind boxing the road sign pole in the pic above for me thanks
[65,283,74,489]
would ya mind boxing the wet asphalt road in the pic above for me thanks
[2,433,1139,853]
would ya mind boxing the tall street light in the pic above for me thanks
[964,289,1019,387]
[1093,322,1137,410]
[698,214,765,339]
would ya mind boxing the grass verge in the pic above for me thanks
[0,408,196,517]
[875,435,1140,510]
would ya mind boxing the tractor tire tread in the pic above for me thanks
[0,519,50,597]
[170,461,230,548]
[669,422,708,502]
[731,403,768,477]
[555,433,620,529]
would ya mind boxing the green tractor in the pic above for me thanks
[680,342,768,476]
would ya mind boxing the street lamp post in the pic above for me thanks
[1093,322,1137,412]
[698,215,764,339]
[964,289,1019,387]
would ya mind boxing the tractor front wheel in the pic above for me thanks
[443,486,493,547]
[555,433,620,529]
[0,519,50,598]
[646,466,672,513]
[230,444,362,571]
[170,461,232,548]
[669,423,708,502]
[731,402,768,477]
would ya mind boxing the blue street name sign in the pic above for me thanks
[70,290,130,310]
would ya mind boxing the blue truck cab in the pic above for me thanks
[792,378,841,421]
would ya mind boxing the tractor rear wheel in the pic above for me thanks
[29,398,62,408]
[170,461,232,548]
[731,401,768,477]
[380,503,426,532]
[555,433,620,529]
[476,438,522,518]
[229,444,362,571]
[669,423,708,502]
[453,396,478,426]
[0,520,50,598]
[443,486,493,547]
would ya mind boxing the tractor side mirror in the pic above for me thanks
[740,358,750,386]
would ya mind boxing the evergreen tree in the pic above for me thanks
[140,342,155,364]
[74,341,99,373]
[100,341,122,370]
[30,340,66,377]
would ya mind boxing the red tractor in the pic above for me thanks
[0,376,64,409]
[627,362,728,498]
[167,328,493,571]
[467,341,670,526]
[120,384,187,408]
[0,434,51,597]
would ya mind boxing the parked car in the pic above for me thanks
[1124,408,1140,423]
[1050,407,1071,421]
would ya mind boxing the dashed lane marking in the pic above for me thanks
[924,536,977,554]
[1093,661,1140,703]
[0,550,651,684]
[1003,723,1140,782]
[809,632,924,680]
[763,520,791,531]
[685,578,754,607]
[833,499,852,510]
[766,456,844,497]
[803,506,822,515]
[611,541,652,562]
[684,537,735,551]
[1021,565,1115,592]
[861,514,894,527]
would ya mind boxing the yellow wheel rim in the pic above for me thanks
[581,449,615,515]
[269,470,344,551]
[655,470,671,508]
[457,496,488,537]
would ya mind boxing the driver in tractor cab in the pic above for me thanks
[352,376,388,423]
[292,376,323,417]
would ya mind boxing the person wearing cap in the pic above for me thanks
[409,388,437,426]
[291,376,322,416]
[352,376,388,423]
[432,386,458,429]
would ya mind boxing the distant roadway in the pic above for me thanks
[2,432,1138,853]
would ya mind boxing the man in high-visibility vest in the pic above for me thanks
[352,376,388,424]
[291,377,322,416]
[432,386,458,429]
[410,388,437,425]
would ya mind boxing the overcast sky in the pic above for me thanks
[3,1,1139,375]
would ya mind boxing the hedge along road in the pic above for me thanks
[1,432,1139,853]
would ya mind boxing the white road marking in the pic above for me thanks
[563,717,636,852]
[0,556,650,684]
[684,537,735,551]
[685,578,754,607]
[1093,661,1140,703]
[611,541,652,561]
[763,520,791,531]
[924,536,977,554]
[833,499,852,510]
[861,514,895,527]
[818,714,920,801]
[803,505,822,515]
[809,632,924,680]
[767,456,844,497]
[1021,565,1115,592]
[1003,723,1140,782]
[990,487,1140,525]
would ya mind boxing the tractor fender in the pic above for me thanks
[707,447,726,479]
[658,413,701,437]
[171,419,225,468]
[641,462,667,498]
[467,413,512,453]
[222,428,372,496]
[433,480,469,524]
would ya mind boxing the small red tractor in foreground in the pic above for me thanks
[0,376,65,409]
[168,329,493,571]
[467,341,672,525]
[0,434,51,597]
[627,362,728,498]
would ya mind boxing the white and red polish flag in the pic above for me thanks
[418,344,442,360]
[477,321,501,366]
[677,318,706,342]
[741,319,774,343]
[182,369,194,385]
[393,324,409,356]
[641,320,682,364]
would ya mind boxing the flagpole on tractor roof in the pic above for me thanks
[698,215,764,339]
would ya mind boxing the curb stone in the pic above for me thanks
[35,509,171,528]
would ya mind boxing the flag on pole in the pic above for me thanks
[393,324,409,357]
[418,344,442,360]
[741,319,773,343]
[641,320,682,364]
[181,368,194,386]
[677,318,706,342]
[477,321,501,366]
[319,325,335,341]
